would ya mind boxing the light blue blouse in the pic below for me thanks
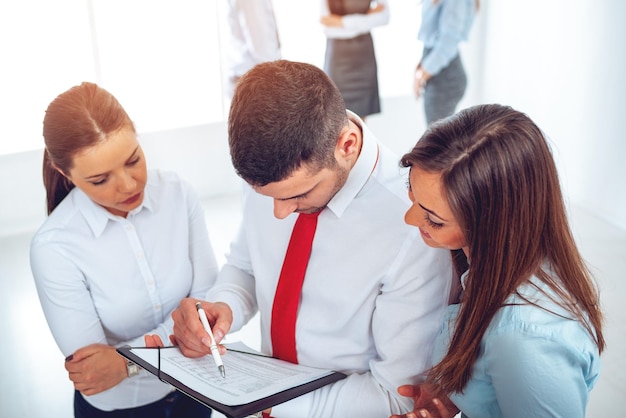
[432,274,601,418]
[418,0,476,75]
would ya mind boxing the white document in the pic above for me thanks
[130,343,336,406]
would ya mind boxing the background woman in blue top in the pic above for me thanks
[392,104,605,417]
[414,0,478,125]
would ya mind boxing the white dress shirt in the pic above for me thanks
[224,0,281,80]
[321,0,390,40]
[30,170,218,411]
[208,113,454,416]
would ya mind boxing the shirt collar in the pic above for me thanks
[75,182,154,238]
[326,111,379,218]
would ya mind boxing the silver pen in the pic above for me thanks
[195,302,226,378]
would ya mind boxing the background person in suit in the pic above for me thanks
[321,0,389,121]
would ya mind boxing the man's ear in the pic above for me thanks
[334,126,360,162]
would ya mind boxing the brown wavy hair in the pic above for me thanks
[401,104,605,393]
[42,82,134,214]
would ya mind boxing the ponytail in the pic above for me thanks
[42,149,74,215]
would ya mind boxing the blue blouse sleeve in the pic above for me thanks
[484,328,599,418]
[420,0,475,76]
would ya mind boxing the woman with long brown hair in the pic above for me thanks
[393,104,604,417]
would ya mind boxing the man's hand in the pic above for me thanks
[171,298,233,357]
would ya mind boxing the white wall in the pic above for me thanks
[473,0,626,230]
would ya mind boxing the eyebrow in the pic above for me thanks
[84,146,139,180]
[418,203,448,222]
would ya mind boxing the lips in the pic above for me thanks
[419,228,432,239]
[121,192,142,205]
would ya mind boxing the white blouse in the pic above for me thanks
[30,170,218,411]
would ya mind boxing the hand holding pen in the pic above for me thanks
[196,302,226,378]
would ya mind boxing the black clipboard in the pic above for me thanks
[117,346,346,418]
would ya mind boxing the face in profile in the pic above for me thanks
[62,127,148,217]
[405,166,468,256]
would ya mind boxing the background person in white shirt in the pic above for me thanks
[222,0,281,99]
[169,60,454,417]
[30,82,218,418]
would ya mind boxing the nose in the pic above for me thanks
[273,199,298,219]
[118,171,137,193]
[404,204,421,227]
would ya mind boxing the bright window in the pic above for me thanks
[0,0,223,155]
[0,0,418,156]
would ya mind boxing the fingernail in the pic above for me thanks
[419,410,427,418]
[214,330,224,342]
[433,399,440,406]
[65,354,74,362]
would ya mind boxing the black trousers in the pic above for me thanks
[74,390,213,418]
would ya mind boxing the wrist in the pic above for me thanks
[415,70,427,86]
[120,345,141,378]
[126,359,141,377]
[417,67,431,81]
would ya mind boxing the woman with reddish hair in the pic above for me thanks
[31,82,217,417]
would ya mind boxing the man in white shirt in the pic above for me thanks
[171,60,453,416]
[222,0,281,99]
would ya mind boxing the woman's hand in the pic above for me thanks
[144,333,165,347]
[64,344,127,396]
[391,384,460,418]
[414,66,431,98]
[368,3,385,14]
[320,14,343,28]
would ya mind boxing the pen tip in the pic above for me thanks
[220,366,226,379]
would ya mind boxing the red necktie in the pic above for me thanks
[271,211,321,363]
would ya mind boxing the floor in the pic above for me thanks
[1,193,624,417]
